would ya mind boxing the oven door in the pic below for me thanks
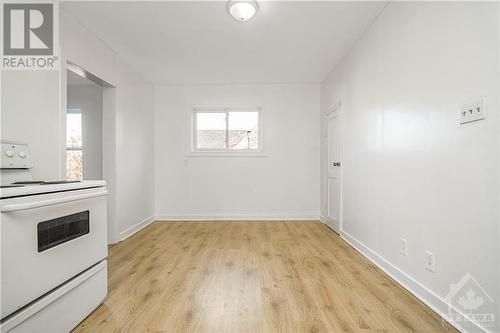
[0,186,108,319]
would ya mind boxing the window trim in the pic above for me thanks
[66,108,81,114]
[190,107,263,156]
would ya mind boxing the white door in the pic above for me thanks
[326,111,341,232]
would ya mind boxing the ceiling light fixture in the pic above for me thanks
[227,0,258,22]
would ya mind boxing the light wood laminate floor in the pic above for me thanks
[73,221,457,333]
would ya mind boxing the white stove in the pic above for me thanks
[0,142,108,333]
[1,180,106,199]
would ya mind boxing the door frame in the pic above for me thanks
[61,58,119,245]
[325,101,343,233]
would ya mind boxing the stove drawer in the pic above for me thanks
[0,187,107,319]
[1,260,107,333]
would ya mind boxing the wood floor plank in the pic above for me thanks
[73,221,457,333]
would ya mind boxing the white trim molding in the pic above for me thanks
[119,216,155,241]
[185,152,266,158]
[156,214,320,221]
[340,230,490,333]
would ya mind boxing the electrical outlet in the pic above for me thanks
[400,238,407,256]
[425,251,435,272]
[459,98,486,124]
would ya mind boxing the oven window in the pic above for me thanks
[37,211,90,252]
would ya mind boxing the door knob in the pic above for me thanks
[332,162,341,167]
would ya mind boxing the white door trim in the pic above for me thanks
[62,59,119,245]
[325,101,343,233]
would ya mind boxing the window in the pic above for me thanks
[193,108,261,152]
[66,109,83,180]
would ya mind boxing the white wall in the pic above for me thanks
[61,10,155,241]
[0,10,159,242]
[1,71,61,180]
[67,84,103,180]
[115,59,154,238]
[154,84,320,220]
[321,2,499,332]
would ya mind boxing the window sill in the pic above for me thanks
[185,152,267,157]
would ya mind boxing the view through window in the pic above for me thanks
[194,109,260,151]
[66,110,83,180]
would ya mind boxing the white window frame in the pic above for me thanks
[189,107,264,156]
[66,108,84,179]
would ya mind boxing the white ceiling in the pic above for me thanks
[62,1,387,85]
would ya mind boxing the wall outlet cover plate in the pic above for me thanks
[425,251,435,273]
[459,98,486,124]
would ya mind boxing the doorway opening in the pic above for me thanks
[64,62,118,244]
[66,70,103,181]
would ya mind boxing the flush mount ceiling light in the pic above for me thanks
[227,0,258,22]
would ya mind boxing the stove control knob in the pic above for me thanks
[18,151,26,158]
[5,149,14,157]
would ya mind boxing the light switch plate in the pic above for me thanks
[460,98,486,124]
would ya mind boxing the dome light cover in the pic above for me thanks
[227,1,258,22]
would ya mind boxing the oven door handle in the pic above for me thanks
[1,190,108,212]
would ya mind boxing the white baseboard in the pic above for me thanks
[119,216,155,241]
[155,213,320,221]
[340,230,490,333]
